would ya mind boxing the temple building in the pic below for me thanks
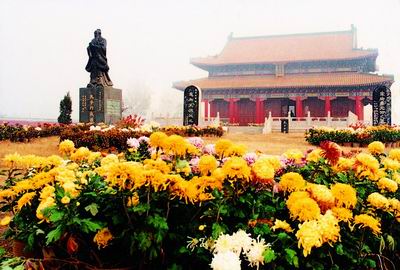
[173,26,394,126]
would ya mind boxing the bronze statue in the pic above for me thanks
[85,29,113,87]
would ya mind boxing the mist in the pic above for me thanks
[0,0,399,123]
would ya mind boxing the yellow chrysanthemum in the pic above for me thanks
[222,157,251,180]
[70,147,91,162]
[198,155,218,176]
[0,216,12,226]
[105,162,144,190]
[40,186,55,200]
[288,197,321,222]
[286,191,310,210]
[283,149,304,163]
[368,141,385,155]
[59,140,75,155]
[169,175,203,204]
[93,228,113,248]
[194,176,223,191]
[262,156,282,170]
[143,169,168,191]
[308,184,335,210]
[354,153,381,181]
[333,157,355,173]
[225,144,247,157]
[127,192,140,207]
[331,183,357,209]
[59,195,70,204]
[0,190,16,202]
[271,219,293,233]
[143,159,171,174]
[100,154,119,167]
[331,207,353,223]
[279,172,306,193]
[354,214,381,235]
[318,210,341,244]
[389,149,400,162]
[164,135,188,156]
[306,149,323,162]
[296,219,322,257]
[296,211,340,257]
[388,198,400,213]
[16,192,36,211]
[149,131,168,149]
[46,155,63,167]
[377,177,398,192]
[88,152,102,164]
[252,158,275,182]
[393,173,400,184]
[36,196,56,220]
[382,158,400,171]
[367,192,389,210]
[211,168,226,183]
[215,139,233,158]
[3,153,23,168]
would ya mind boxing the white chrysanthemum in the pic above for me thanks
[210,251,241,270]
[245,237,269,269]
[232,229,253,253]
[213,234,234,254]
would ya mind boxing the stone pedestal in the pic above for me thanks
[79,85,122,124]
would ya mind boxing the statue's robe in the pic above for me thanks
[85,37,113,87]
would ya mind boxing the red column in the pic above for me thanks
[324,97,331,116]
[234,100,239,124]
[355,96,363,121]
[295,97,303,117]
[229,99,235,123]
[204,99,209,119]
[260,99,265,122]
[210,100,215,117]
[255,98,261,123]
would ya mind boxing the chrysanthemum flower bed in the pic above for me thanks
[60,125,223,151]
[0,122,90,142]
[305,125,400,146]
[0,135,399,269]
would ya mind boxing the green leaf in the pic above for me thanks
[80,219,103,233]
[285,248,299,268]
[0,247,5,257]
[212,223,226,239]
[27,233,35,249]
[335,243,344,255]
[263,248,277,263]
[46,225,63,245]
[85,203,99,216]
[386,235,395,251]
[49,209,64,222]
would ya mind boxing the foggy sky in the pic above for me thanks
[0,0,399,123]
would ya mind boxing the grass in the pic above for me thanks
[0,133,312,162]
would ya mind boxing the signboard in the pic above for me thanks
[106,100,121,116]
[372,86,391,126]
[183,85,200,126]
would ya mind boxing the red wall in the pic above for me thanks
[210,99,229,119]
[303,97,325,117]
[331,97,355,117]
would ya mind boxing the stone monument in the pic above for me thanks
[79,29,122,124]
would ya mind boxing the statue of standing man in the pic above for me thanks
[85,29,113,87]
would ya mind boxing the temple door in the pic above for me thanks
[237,99,256,125]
